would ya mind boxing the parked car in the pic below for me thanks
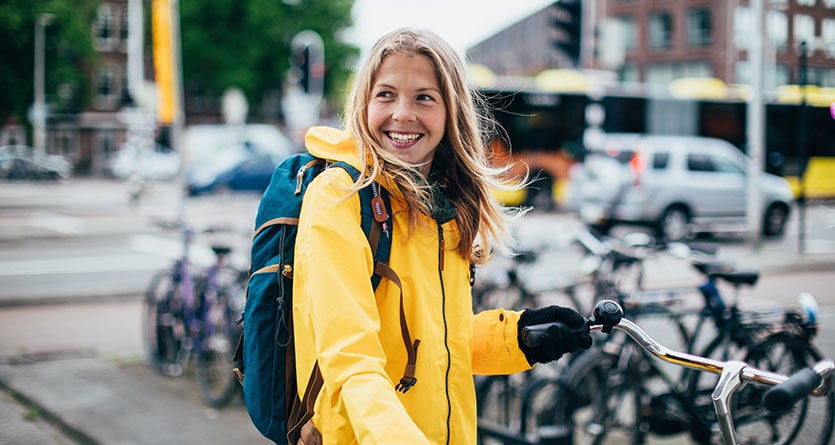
[185,124,297,196]
[565,133,794,241]
[0,145,72,180]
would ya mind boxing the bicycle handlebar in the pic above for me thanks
[521,300,833,411]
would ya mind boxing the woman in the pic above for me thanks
[292,28,591,444]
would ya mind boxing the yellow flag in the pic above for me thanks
[152,0,176,124]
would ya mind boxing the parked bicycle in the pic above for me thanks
[142,219,247,408]
[477,300,834,445]
[536,282,830,445]
[475,230,712,445]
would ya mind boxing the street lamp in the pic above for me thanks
[33,13,55,154]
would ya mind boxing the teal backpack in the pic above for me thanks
[232,152,418,444]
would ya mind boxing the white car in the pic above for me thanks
[566,134,794,241]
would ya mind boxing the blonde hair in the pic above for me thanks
[344,28,526,264]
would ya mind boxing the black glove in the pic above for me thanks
[517,305,593,365]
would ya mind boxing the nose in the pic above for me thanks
[392,99,416,122]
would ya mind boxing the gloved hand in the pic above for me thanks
[517,305,593,365]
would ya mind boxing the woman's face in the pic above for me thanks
[368,53,447,177]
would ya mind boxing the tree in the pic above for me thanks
[178,0,358,122]
[0,0,97,138]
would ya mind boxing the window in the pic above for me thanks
[120,6,129,44]
[652,152,670,169]
[94,4,116,50]
[793,14,816,45]
[823,18,835,58]
[649,12,673,49]
[711,155,744,174]
[796,0,816,6]
[688,154,743,174]
[825,0,835,8]
[687,8,712,46]
[621,16,637,52]
[767,10,788,52]
[687,153,714,172]
[95,64,118,109]
[734,6,752,52]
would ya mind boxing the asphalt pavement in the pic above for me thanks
[1,178,834,444]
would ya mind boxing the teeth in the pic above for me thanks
[389,132,420,142]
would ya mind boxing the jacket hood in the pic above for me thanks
[305,126,363,170]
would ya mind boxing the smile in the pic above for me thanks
[386,131,422,144]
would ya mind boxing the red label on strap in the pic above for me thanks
[371,196,388,223]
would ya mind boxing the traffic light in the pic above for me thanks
[289,30,324,99]
[290,44,311,93]
[552,0,582,66]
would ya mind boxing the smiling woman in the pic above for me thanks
[236,27,594,445]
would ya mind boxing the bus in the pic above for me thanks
[482,77,835,207]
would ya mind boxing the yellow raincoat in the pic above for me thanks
[293,127,532,444]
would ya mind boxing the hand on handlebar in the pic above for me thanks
[517,305,593,365]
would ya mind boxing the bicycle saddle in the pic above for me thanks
[710,269,760,286]
[211,245,233,256]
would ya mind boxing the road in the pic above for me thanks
[1,178,834,360]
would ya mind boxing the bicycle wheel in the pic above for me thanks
[543,345,644,445]
[194,278,243,408]
[733,332,834,445]
[475,373,529,444]
[143,270,188,377]
[540,306,690,444]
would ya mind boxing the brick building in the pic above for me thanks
[467,0,835,91]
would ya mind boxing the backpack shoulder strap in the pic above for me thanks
[328,161,392,282]
[328,161,418,393]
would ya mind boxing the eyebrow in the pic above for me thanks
[374,83,441,94]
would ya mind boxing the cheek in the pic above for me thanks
[366,104,386,133]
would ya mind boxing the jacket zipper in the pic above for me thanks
[437,223,452,445]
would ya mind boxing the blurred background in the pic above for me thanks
[1,1,835,444]
[1,0,833,206]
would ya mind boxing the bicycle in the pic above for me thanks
[475,231,709,445]
[536,286,831,445]
[142,219,247,408]
[474,229,716,444]
[479,300,834,445]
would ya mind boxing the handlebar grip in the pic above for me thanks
[521,301,623,347]
[520,322,565,348]
[763,367,820,411]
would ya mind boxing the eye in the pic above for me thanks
[417,93,435,102]
[374,90,394,99]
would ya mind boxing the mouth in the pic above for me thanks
[385,131,423,147]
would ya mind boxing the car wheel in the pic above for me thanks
[657,206,689,242]
[763,203,788,237]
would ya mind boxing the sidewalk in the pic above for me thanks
[0,354,270,444]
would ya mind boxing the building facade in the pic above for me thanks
[1,0,139,176]
[467,0,835,91]
[48,0,134,175]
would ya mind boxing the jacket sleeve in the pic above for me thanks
[294,168,430,444]
[472,308,532,375]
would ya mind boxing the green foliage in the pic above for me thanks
[179,0,359,121]
[0,0,358,133]
[0,0,97,133]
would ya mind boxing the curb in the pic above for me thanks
[0,292,144,308]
